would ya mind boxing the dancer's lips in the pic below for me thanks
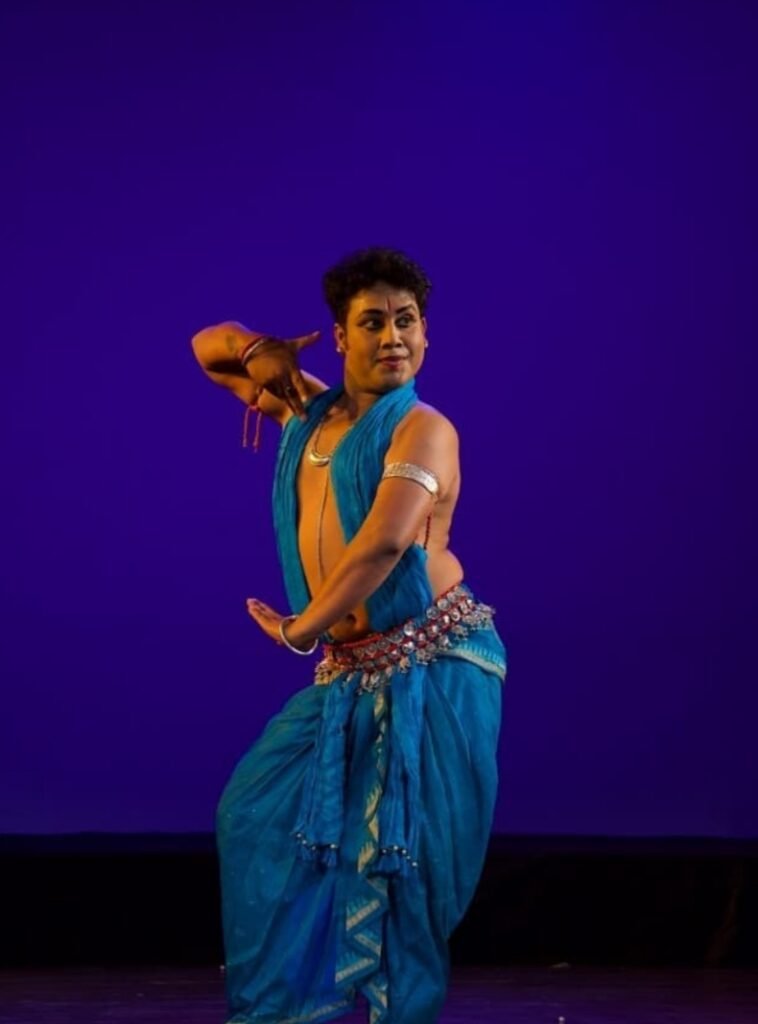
[378,356,407,368]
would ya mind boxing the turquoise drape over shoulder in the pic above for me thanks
[272,379,432,627]
[217,380,507,1024]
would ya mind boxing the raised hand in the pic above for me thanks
[245,597,287,644]
[243,331,320,420]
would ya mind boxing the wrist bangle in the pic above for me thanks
[240,335,271,368]
[279,615,319,655]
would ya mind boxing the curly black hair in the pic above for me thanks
[322,247,432,325]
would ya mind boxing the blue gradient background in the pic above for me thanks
[2,1,756,837]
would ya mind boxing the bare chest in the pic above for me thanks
[295,415,361,598]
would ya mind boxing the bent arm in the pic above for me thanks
[191,321,327,425]
[285,410,458,646]
[191,320,263,374]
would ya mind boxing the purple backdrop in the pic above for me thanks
[2,1,756,836]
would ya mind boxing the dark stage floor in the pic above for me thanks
[1,966,757,1024]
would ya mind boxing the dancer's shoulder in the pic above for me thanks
[396,401,459,444]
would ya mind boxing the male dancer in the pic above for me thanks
[192,248,506,1024]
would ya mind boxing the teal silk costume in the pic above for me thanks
[217,381,507,1024]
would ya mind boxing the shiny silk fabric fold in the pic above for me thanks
[217,381,506,1024]
[273,381,434,876]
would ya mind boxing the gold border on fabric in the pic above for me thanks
[346,897,382,931]
[439,647,507,680]
[335,955,375,984]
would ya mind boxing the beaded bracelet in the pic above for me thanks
[239,334,274,367]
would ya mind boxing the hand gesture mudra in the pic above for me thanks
[243,330,320,420]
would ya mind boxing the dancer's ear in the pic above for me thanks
[334,322,346,354]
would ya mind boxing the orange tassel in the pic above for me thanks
[242,404,264,453]
[252,407,263,452]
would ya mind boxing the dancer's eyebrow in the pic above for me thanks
[358,305,415,318]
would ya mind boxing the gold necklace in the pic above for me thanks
[315,471,330,582]
[307,405,354,467]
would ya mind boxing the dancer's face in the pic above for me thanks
[334,282,428,394]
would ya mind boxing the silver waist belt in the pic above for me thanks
[314,583,495,692]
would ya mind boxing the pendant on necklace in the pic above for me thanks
[307,448,331,468]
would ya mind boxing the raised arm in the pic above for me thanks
[191,320,328,425]
[283,406,458,646]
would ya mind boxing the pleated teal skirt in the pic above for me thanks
[217,621,505,1024]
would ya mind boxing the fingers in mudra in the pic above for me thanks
[292,330,320,351]
[270,376,306,419]
[246,599,284,643]
[291,367,309,402]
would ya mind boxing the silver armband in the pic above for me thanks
[381,461,440,498]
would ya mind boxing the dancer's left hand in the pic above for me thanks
[245,598,286,644]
